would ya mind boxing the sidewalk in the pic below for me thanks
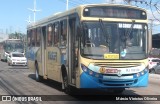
[149,74,160,79]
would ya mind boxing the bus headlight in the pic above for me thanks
[136,73,140,77]
[81,64,102,78]
[141,71,144,75]
[89,70,93,75]
[134,68,148,78]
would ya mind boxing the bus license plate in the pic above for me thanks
[104,54,119,59]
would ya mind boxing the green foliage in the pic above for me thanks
[8,32,26,40]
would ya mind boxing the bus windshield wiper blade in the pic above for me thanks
[99,19,110,46]
[126,20,135,40]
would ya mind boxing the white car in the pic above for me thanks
[148,57,160,70]
[7,52,27,66]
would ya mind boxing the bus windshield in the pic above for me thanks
[81,22,148,60]
[4,41,24,53]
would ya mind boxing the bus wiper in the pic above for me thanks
[126,20,135,40]
[124,20,135,47]
[99,19,110,47]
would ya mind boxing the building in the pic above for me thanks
[152,33,160,48]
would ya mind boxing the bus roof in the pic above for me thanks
[27,3,146,29]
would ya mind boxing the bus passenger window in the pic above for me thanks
[31,29,36,47]
[47,25,52,46]
[36,28,41,46]
[27,30,31,47]
[54,23,59,46]
[60,20,67,46]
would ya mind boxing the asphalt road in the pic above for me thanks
[0,61,160,104]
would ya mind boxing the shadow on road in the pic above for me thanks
[28,74,140,96]
[28,74,63,92]
[8,66,29,69]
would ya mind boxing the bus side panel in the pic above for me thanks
[27,60,35,71]
[46,47,62,82]
[27,47,39,72]
[36,47,43,76]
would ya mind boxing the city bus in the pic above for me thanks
[0,39,24,62]
[27,4,149,94]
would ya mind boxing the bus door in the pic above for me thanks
[68,17,78,85]
[41,26,47,79]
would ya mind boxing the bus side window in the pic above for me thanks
[60,20,67,46]
[34,28,37,46]
[54,22,59,47]
[36,28,41,47]
[31,29,36,47]
[27,30,31,47]
[52,24,55,46]
[47,25,53,46]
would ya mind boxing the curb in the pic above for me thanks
[149,74,160,79]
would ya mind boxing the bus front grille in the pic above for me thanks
[93,62,141,68]
[99,79,138,87]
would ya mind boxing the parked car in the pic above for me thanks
[149,62,160,74]
[148,58,160,70]
[7,52,27,66]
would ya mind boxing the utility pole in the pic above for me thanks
[28,0,41,23]
[149,19,154,52]
[150,19,154,35]
[66,0,69,10]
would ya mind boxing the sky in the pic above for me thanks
[0,0,160,38]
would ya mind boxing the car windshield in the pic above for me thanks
[12,53,24,57]
[80,22,148,60]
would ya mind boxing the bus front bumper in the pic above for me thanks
[80,72,149,89]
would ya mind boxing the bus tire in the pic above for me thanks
[61,65,72,94]
[35,62,41,82]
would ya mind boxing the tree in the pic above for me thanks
[8,32,26,40]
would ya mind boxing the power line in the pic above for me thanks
[149,0,160,22]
